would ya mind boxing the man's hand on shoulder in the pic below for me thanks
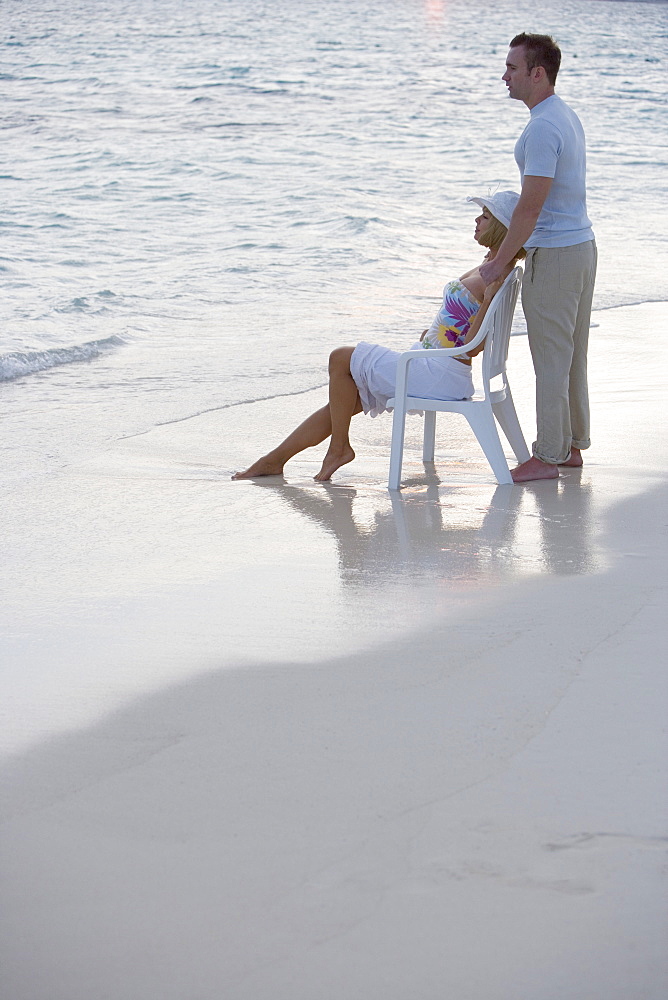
[479,258,506,285]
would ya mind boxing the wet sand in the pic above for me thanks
[1,302,667,999]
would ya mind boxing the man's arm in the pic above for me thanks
[479,175,552,284]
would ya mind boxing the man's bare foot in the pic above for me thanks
[511,455,559,483]
[558,448,583,467]
[231,456,285,479]
[314,445,355,482]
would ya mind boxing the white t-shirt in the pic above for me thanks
[515,94,594,248]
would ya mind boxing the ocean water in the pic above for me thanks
[1,0,667,480]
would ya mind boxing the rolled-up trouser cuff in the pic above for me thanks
[532,447,564,466]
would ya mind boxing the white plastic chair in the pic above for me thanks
[387,266,530,489]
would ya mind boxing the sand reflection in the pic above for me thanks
[247,467,599,589]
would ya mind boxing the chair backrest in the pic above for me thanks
[479,265,523,389]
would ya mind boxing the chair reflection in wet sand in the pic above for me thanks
[247,467,597,581]
[248,476,521,582]
[387,267,530,490]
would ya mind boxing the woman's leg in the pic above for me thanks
[314,346,362,481]
[233,345,362,480]
[231,404,333,478]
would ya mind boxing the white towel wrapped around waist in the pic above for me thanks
[350,341,474,417]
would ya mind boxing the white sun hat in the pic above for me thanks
[467,190,520,229]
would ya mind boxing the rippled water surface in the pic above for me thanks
[1,0,667,475]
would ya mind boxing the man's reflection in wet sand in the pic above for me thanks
[517,468,598,575]
[247,464,598,587]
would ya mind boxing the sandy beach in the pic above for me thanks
[1,301,667,999]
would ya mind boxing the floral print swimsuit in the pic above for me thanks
[421,279,481,350]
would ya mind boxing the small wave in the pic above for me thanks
[120,382,329,439]
[0,335,124,383]
[52,290,117,314]
[594,296,668,312]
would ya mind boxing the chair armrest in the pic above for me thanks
[396,340,478,366]
[395,326,485,374]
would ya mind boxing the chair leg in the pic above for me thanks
[464,407,513,485]
[388,400,408,490]
[422,410,437,462]
[493,387,530,463]
[390,494,411,556]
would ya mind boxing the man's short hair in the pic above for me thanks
[510,32,561,86]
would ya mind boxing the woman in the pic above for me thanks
[233,191,526,482]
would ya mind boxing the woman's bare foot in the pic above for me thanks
[511,455,559,483]
[231,455,285,479]
[314,445,355,482]
[559,448,583,467]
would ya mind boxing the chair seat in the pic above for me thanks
[388,386,509,411]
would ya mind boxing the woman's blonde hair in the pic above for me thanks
[478,215,527,261]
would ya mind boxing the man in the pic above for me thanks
[480,33,597,483]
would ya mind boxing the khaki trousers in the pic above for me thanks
[522,240,597,464]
